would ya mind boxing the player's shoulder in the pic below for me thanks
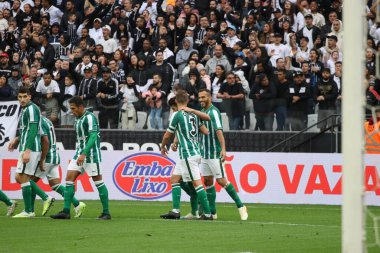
[41,116,53,127]
[209,105,221,116]
[84,111,99,124]
[27,102,41,113]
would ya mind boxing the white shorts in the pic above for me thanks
[16,152,41,176]
[67,159,102,176]
[173,155,201,182]
[34,163,60,180]
[201,158,226,179]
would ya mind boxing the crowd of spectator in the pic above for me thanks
[0,0,378,131]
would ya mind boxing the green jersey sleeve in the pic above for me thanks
[211,109,223,131]
[167,112,179,133]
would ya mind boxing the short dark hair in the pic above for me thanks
[153,73,162,79]
[43,72,51,77]
[18,86,31,95]
[69,96,84,106]
[175,90,189,104]
[168,97,177,107]
[198,88,211,96]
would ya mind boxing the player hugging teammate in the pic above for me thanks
[160,89,248,221]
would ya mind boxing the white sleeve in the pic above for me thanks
[69,85,76,96]
[36,81,42,92]
[297,13,305,31]
[53,82,60,93]
[139,2,147,14]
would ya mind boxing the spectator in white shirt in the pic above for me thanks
[99,25,118,56]
[224,25,241,48]
[88,18,104,45]
[35,72,61,124]
[256,33,287,67]
[139,0,158,25]
[309,0,325,28]
[75,53,93,76]
[40,0,63,25]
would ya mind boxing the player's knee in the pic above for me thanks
[170,176,180,184]
[217,178,228,187]
[92,175,103,182]
[30,176,39,182]
[203,177,213,186]
[15,173,29,184]
[65,172,77,182]
[48,178,60,186]
[15,173,21,184]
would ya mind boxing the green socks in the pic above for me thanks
[206,185,217,215]
[51,184,79,207]
[0,190,13,206]
[225,183,243,208]
[180,181,198,215]
[195,185,210,215]
[179,181,191,195]
[30,180,48,201]
[95,181,109,214]
[21,182,32,213]
[63,182,75,214]
[188,183,198,215]
[171,183,181,211]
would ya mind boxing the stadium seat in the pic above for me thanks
[221,113,230,131]
[307,114,319,132]
[136,111,147,129]
[272,116,277,131]
[250,113,256,130]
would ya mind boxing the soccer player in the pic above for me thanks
[31,116,86,217]
[0,190,17,216]
[167,97,200,219]
[198,89,248,220]
[160,90,213,220]
[51,96,111,220]
[10,87,49,218]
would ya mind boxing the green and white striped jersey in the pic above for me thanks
[73,110,101,163]
[19,102,41,152]
[200,105,223,159]
[41,116,60,164]
[167,111,201,159]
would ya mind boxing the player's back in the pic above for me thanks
[74,110,101,163]
[201,105,223,159]
[168,110,201,159]
[41,116,60,164]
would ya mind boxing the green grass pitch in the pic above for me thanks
[0,200,379,253]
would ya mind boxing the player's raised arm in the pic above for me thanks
[181,106,211,121]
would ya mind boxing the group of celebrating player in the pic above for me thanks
[1,87,110,220]
[159,89,248,221]
[0,86,248,221]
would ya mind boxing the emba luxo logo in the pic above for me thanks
[113,152,175,200]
